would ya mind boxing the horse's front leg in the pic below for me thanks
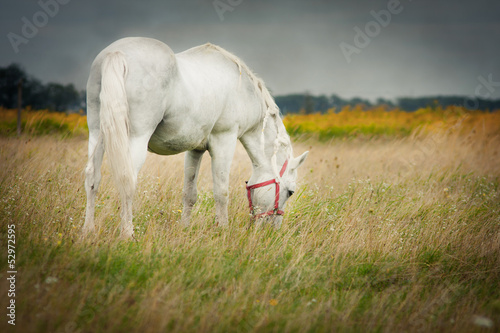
[181,150,205,227]
[208,131,237,227]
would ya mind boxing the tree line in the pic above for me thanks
[0,63,84,112]
[275,93,500,114]
[1,63,499,114]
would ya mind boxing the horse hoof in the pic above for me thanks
[216,220,229,228]
[180,219,191,228]
[81,225,95,237]
[120,226,135,239]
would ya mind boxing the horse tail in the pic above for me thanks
[99,51,135,201]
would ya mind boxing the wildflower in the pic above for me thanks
[269,299,278,306]
[306,299,317,306]
[473,315,493,328]
[44,276,58,284]
[177,209,182,213]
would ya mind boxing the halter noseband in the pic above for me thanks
[246,159,288,218]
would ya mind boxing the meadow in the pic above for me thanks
[0,107,499,332]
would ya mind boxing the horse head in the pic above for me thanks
[246,151,308,227]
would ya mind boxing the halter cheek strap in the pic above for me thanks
[246,159,288,218]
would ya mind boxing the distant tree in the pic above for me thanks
[275,94,305,114]
[350,96,372,107]
[330,94,347,110]
[275,91,500,114]
[45,83,79,112]
[315,95,330,112]
[0,63,81,112]
[397,97,422,111]
[376,97,394,107]
[301,92,315,114]
[24,78,46,109]
[0,64,27,108]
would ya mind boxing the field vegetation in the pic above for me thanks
[284,105,500,139]
[0,107,87,137]
[0,107,499,332]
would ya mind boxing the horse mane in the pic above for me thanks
[203,43,292,177]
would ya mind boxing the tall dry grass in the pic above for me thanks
[0,119,499,332]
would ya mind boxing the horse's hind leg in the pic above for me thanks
[119,134,150,238]
[181,150,204,227]
[83,133,104,235]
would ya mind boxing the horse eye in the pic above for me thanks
[288,190,295,197]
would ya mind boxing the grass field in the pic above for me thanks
[0,109,499,332]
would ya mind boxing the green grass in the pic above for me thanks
[0,131,499,332]
[287,123,414,140]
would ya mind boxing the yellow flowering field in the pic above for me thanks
[0,107,87,136]
[1,105,498,139]
[283,105,500,139]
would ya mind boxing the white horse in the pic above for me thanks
[83,37,308,237]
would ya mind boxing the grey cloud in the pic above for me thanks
[1,0,499,100]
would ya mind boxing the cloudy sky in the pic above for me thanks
[1,0,500,101]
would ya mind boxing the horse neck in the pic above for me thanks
[242,113,291,179]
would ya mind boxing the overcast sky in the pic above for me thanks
[1,0,500,101]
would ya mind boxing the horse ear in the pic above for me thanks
[290,151,308,171]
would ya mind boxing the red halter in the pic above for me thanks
[246,159,288,218]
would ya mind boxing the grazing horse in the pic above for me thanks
[83,37,308,237]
